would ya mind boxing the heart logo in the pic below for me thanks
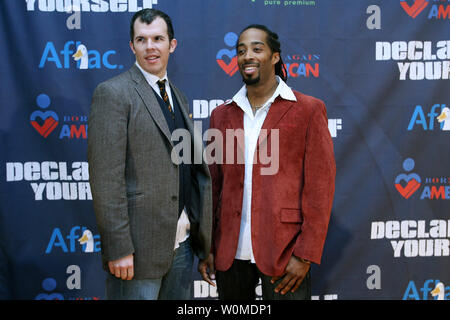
[395,178,421,199]
[30,111,59,138]
[216,47,238,76]
[400,0,429,18]
[217,56,238,76]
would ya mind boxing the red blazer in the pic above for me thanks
[208,90,336,277]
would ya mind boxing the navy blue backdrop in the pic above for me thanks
[1,0,449,300]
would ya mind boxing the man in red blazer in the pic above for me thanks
[198,24,336,300]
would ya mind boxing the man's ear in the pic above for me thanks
[272,52,280,65]
[129,41,136,54]
[169,38,177,53]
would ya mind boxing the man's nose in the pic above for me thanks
[243,50,254,60]
[146,39,156,50]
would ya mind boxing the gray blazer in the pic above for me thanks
[87,65,212,279]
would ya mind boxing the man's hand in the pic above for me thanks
[108,254,134,280]
[198,253,216,286]
[270,256,310,295]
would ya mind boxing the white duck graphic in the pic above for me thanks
[72,44,88,69]
[78,229,94,253]
[431,282,445,300]
[437,107,450,131]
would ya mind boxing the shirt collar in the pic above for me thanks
[135,61,169,86]
[229,76,297,111]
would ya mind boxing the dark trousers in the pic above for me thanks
[216,259,311,300]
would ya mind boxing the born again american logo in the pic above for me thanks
[400,0,450,20]
[29,94,88,140]
[394,158,450,200]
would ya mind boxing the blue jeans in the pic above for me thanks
[105,238,194,300]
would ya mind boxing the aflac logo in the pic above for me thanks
[403,279,449,300]
[395,158,421,199]
[39,41,122,69]
[400,0,450,19]
[408,104,450,131]
[45,226,100,254]
[216,32,238,76]
[30,94,59,138]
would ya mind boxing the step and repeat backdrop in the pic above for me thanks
[0,0,449,300]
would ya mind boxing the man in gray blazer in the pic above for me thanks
[87,8,212,300]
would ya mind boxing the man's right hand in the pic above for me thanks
[108,254,134,280]
[198,253,215,286]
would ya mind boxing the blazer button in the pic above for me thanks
[171,195,178,201]
[236,210,240,216]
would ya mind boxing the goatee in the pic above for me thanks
[242,75,260,85]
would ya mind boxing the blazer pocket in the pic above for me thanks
[127,192,144,209]
[280,208,303,224]
[126,191,144,200]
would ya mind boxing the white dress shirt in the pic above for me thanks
[227,76,297,262]
[135,62,190,250]
[135,62,175,107]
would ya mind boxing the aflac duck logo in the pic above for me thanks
[394,158,421,199]
[78,229,95,253]
[437,107,450,131]
[216,32,238,76]
[45,226,100,254]
[407,104,450,132]
[30,94,59,138]
[39,40,121,69]
[403,279,449,300]
[72,44,88,69]
[431,282,447,300]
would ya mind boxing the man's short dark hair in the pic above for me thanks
[130,8,174,42]
[238,24,287,82]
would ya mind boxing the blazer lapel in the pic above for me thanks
[130,65,173,146]
[226,103,245,162]
[259,97,295,144]
[172,85,210,167]
[171,84,193,133]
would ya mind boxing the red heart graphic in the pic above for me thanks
[30,117,58,138]
[400,0,429,18]
[217,57,239,76]
[395,179,421,199]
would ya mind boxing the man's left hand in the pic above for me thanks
[270,256,310,295]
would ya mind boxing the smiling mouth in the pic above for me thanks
[145,55,160,63]
[242,64,259,75]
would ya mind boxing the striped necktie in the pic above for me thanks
[157,79,174,119]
